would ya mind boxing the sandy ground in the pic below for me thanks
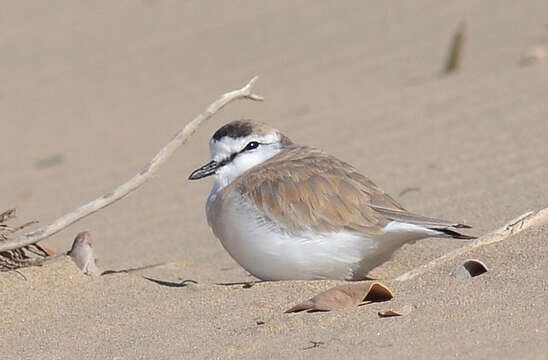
[1,1,547,359]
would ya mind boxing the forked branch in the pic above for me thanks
[0,76,263,253]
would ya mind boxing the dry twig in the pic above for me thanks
[0,77,263,253]
[394,207,548,281]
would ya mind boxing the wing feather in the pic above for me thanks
[369,205,472,229]
[221,145,472,239]
[227,146,407,235]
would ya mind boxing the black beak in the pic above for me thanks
[188,160,219,180]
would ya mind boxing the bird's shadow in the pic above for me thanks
[215,280,267,288]
[143,277,266,288]
[143,277,199,288]
[143,276,377,288]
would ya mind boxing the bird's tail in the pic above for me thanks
[371,205,477,240]
[428,227,477,240]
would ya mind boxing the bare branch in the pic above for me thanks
[394,207,548,281]
[0,76,263,252]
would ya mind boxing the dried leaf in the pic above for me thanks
[452,259,488,280]
[0,209,16,223]
[378,304,416,318]
[34,244,56,257]
[0,209,47,271]
[285,281,393,313]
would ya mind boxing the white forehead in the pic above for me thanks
[209,133,280,161]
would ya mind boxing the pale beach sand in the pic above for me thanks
[1,1,547,359]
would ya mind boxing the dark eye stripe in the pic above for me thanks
[218,141,262,167]
[218,152,238,167]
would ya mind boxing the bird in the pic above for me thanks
[189,120,475,281]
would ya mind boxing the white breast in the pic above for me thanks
[206,188,391,280]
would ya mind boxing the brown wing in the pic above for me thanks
[228,146,407,235]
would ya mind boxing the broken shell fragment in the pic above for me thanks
[68,231,101,276]
[452,259,488,280]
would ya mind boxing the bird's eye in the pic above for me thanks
[244,141,259,151]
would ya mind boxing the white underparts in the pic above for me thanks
[207,194,438,280]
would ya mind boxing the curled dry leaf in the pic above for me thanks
[452,259,488,280]
[378,304,416,318]
[285,281,393,313]
[68,231,101,276]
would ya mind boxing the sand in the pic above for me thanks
[1,1,547,359]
